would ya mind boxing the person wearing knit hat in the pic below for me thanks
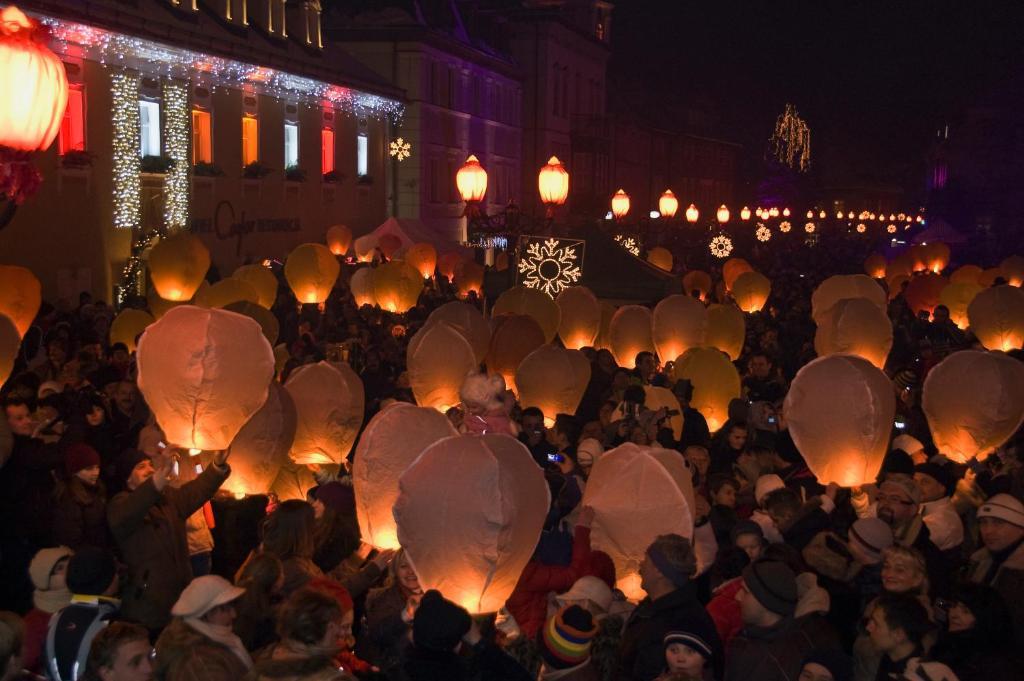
[412,590,471,653]
[740,560,798,621]
[65,443,101,480]
[847,518,894,566]
[575,438,604,475]
[892,434,925,464]
[914,463,964,552]
[967,493,1024,645]
[311,480,356,517]
[754,474,786,506]
[878,448,916,480]
[54,443,108,551]
[22,547,73,674]
[555,575,614,616]
[662,627,716,680]
[537,605,598,677]
[731,520,766,563]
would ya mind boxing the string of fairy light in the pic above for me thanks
[163,81,190,231]
[111,72,142,232]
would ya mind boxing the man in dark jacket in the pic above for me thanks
[106,447,230,633]
[615,534,723,681]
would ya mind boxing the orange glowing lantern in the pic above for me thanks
[136,306,275,450]
[221,383,296,498]
[233,264,278,309]
[740,206,751,221]
[456,155,487,203]
[939,283,982,330]
[194,277,259,309]
[493,286,561,343]
[0,313,19,385]
[109,309,154,353]
[864,254,888,279]
[538,156,569,209]
[716,204,730,223]
[353,402,458,550]
[685,204,699,223]
[487,314,545,391]
[652,295,708,363]
[607,305,655,369]
[672,347,740,432]
[731,271,771,313]
[887,274,910,300]
[146,288,184,320]
[349,268,376,307]
[285,243,340,304]
[811,274,887,324]
[285,361,364,465]
[224,300,280,345]
[325,224,352,257]
[408,321,478,411]
[967,285,1024,351]
[394,433,549,614]
[722,258,753,291]
[814,297,893,369]
[886,254,914,281]
[372,261,423,313]
[978,267,1005,288]
[906,245,929,273]
[556,285,601,350]
[659,190,679,218]
[644,386,686,441]
[999,255,1024,287]
[682,270,713,301]
[454,260,484,298]
[425,301,491,364]
[437,252,462,282]
[647,246,673,271]
[611,189,630,219]
[0,264,40,337]
[950,265,983,287]
[148,233,210,302]
[0,6,69,151]
[405,243,438,279]
[923,242,950,273]
[378,234,403,260]
[904,273,948,317]
[594,300,616,350]
[773,207,782,217]
[784,354,895,485]
[516,345,591,426]
[806,210,814,219]
[705,304,745,360]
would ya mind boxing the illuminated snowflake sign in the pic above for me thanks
[517,236,584,297]
[389,137,411,161]
[709,234,733,259]
[614,233,641,256]
[755,223,771,242]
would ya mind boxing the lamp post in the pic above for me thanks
[658,190,678,219]
[611,189,630,220]
[685,203,699,224]
[716,204,730,224]
[538,156,569,219]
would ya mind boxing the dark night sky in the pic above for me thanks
[609,0,1024,192]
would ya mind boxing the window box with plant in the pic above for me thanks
[193,161,225,177]
[285,165,307,182]
[357,174,373,185]
[322,170,346,184]
[140,155,176,174]
[61,150,94,170]
[242,162,273,179]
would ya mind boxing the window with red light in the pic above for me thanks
[59,85,86,154]
[321,128,335,174]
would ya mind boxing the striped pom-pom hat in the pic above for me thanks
[539,605,598,670]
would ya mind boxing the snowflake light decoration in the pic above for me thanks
[614,234,641,257]
[389,137,412,161]
[517,237,583,297]
[805,222,816,234]
[709,235,733,259]
[755,224,771,242]
[779,221,792,233]
[887,224,897,234]
[856,223,867,233]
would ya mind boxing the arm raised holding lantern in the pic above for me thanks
[165,449,231,520]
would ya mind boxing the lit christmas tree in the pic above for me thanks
[769,103,811,172]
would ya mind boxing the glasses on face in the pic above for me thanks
[876,494,915,505]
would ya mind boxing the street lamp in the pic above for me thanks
[716,204,730,224]
[538,156,569,218]
[658,190,679,219]
[740,206,751,221]
[686,203,699,223]
[456,155,488,216]
[611,189,630,219]
[782,207,790,217]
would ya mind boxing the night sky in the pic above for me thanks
[610,0,1024,193]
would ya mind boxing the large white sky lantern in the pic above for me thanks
[393,434,550,614]
[407,321,477,412]
[222,383,297,497]
[814,297,893,369]
[353,402,458,550]
[608,305,655,368]
[284,361,365,465]
[811,274,887,324]
[652,295,708,363]
[922,350,1024,463]
[136,306,274,450]
[581,443,694,601]
[515,345,591,426]
[556,285,601,350]
[783,354,895,486]
[425,301,491,365]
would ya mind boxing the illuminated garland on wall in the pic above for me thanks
[111,72,141,231]
[163,80,190,231]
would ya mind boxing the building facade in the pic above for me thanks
[1,0,403,304]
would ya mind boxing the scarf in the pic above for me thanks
[33,586,72,614]
[184,617,253,668]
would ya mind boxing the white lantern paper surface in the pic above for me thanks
[408,321,477,412]
[285,361,365,465]
[608,305,655,369]
[652,295,708,363]
[493,286,561,343]
[222,382,297,497]
[814,297,893,369]
[425,301,491,365]
[556,285,601,350]
[515,345,591,426]
[811,274,887,324]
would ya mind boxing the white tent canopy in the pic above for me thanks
[912,218,967,245]
[354,217,468,260]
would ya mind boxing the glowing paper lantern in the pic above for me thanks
[285,361,364,465]
[811,274,887,323]
[378,234,403,260]
[950,265,983,287]
[556,285,601,350]
[195,277,259,309]
[408,321,477,411]
[722,258,753,291]
[372,261,423,313]
[136,306,275,450]
[493,286,561,343]
[814,298,893,369]
[887,274,910,300]
[438,252,462,282]
[864,254,888,279]
[0,7,68,151]
[146,287,184,320]
[652,295,708,363]
[979,267,1005,288]
[515,345,591,426]
[405,243,438,279]
[272,343,289,380]
[394,433,549,613]
[233,264,278,309]
[659,190,679,218]
[886,254,914,281]
[456,155,488,203]
[454,260,484,298]
[148,233,210,302]
[0,265,41,337]
[923,243,950,274]
[967,285,1024,351]
[487,314,545,391]
[644,385,684,440]
[1000,256,1024,287]
[538,156,569,208]
[109,309,154,353]
[731,271,771,313]
[685,204,699,223]
[647,247,673,271]
[939,282,983,330]
[353,402,458,549]
[705,304,745,360]
[426,301,491,364]
[740,206,751,221]
[784,354,895,486]
[904,273,948,317]
[611,189,630,219]
[594,300,616,350]
[923,350,1024,463]
[716,205,730,223]
[224,300,279,345]
[907,245,929,273]
[582,443,693,601]
[285,243,340,304]
[349,268,376,307]
[221,383,296,497]
[672,347,740,432]
[682,271,713,301]
[607,305,655,369]
[0,314,18,386]
[325,224,352,256]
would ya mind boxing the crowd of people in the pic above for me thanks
[1,236,1022,681]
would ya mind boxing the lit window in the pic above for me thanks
[284,122,299,167]
[139,100,161,157]
[321,128,335,174]
[59,85,85,154]
[357,133,368,177]
[242,115,259,165]
[192,109,212,164]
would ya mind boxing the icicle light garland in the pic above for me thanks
[163,80,190,232]
[37,14,404,123]
[111,71,142,231]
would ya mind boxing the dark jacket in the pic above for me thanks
[356,581,409,676]
[154,618,250,681]
[53,481,109,550]
[725,614,841,681]
[615,583,723,681]
[966,539,1024,647]
[245,642,353,681]
[107,464,229,631]
[929,629,1020,681]
[396,639,533,681]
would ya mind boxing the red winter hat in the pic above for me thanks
[307,577,354,614]
[65,443,101,476]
